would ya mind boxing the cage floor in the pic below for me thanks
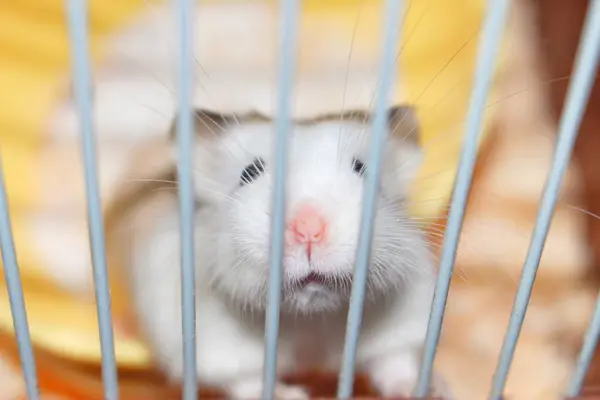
[2,329,600,400]
[0,331,403,399]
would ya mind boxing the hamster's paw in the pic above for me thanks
[273,384,311,400]
[229,377,310,400]
[367,351,418,397]
[367,352,453,399]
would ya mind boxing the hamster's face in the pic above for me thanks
[192,114,431,314]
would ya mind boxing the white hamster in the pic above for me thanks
[106,106,449,399]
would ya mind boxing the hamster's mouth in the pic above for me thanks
[300,272,327,286]
[298,272,328,287]
[287,272,352,293]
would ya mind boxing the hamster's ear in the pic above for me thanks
[387,105,420,146]
[168,108,234,142]
[387,105,424,184]
[167,109,236,203]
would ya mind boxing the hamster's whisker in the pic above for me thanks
[401,220,448,230]
[124,178,178,185]
[150,187,178,194]
[140,0,237,131]
[194,111,253,159]
[112,49,176,96]
[352,0,416,125]
[566,204,600,221]
[339,0,365,119]
[135,103,171,120]
[194,109,228,133]
[384,164,456,187]
[378,218,446,232]
[384,73,571,181]
[373,249,434,281]
[400,30,480,138]
[355,16,478,128]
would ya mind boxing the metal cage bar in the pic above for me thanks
[0,161,39,399]
[337,0,404,398]
[490,0,600,397]
[177,0,198,400]
[65,0,119,398]
[262,0,300,398]
[414,0,510,396]
[568,291,600,397]
[175,0,198,398]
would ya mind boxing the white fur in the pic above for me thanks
[123,119,446,399]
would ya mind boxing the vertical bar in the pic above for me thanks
[567,291,600,397]
[65,1,119,398]
[175,0,198,398]
[413,0,511,397]
[336,0,403,398]
[262,0,299,398]
[489,1,600,397]
[0,160,39,398]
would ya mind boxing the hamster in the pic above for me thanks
[105,106,450,399]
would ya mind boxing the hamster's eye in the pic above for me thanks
[240,158,266,186]
[352,158,366,176]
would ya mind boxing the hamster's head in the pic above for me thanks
[170,106,432,314]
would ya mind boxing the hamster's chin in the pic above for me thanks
[283,284,345,314]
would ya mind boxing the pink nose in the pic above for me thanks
[289,205,327,245]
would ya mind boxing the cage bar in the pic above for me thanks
[568,291,600,397]
[65,0,119,398]
[262,0,300,398]
[490,0,600,398]
[0,162,39,398]
[336,0,404,398]
[175,0,199,398]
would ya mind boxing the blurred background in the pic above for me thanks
[0,0,599,399]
